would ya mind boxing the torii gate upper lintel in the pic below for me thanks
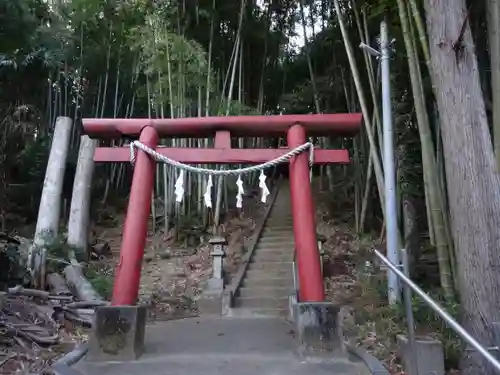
[82,114,362,307]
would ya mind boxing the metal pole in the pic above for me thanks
[374,250,500,373]
[381,20,400,304]
[401,249,418,375]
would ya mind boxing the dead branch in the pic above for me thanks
[63,264,103,302]
[5,285,73,301]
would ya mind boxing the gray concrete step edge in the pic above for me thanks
[251,254,294,261]
[224,307,288,318]
[254,246,294,252]
[235,296,289,309]
[263,228,295,233]
[257,236,294,241]
[250,254,294,262]
[242,277,293,287]
[238,286,293,298]
[247,262,293,271]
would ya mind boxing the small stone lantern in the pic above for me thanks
[207,236,227,291]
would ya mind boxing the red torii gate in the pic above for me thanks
[82,114,362,306]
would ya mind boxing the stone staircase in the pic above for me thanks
[233,184,295,316]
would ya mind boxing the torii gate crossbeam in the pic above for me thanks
[82,114,362,306]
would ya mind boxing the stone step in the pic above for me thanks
[262,230,293,236]
[265,225,293,230]
[259,233,295,240]
[252,252,294,263]
[235,296,289,309]
[257,239,295,247]
[242,276,293,288]
[265,218,293,224]
[263,226,294,233]
[274,201,292,209]
[254,244,294,253]
[253,248,293,256]
[256,244,294,251]
[263,225,294,231]
[247,261,293,272]
[238,286,293,299]
[264,223,293,229]
[263,228,294,234]
[269,212,293,216]
[228,307,288,317]
[264,226,293,232]
[254,246,293,254]
[259,235,294,241]
[265,215,293,220]
[245,267,293,279]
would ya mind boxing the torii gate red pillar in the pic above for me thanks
[288,124,323,301]
[83,114,362,305]
[111,126,159,304]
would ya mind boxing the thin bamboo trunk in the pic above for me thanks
[333,0,386,213]
[299,0,321,113]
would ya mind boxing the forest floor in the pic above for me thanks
[313,184,460,375]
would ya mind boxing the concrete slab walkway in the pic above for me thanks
[73,317,376,375]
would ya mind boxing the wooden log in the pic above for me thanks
[64,264,103,302]
[7,285,51,299]
[6,285,72,301]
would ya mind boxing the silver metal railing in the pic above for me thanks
[292,250,299,300]
[374,249,500,373]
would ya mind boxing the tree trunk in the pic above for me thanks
[397,0,454,300]
[424,1,500,374]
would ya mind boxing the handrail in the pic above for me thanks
[374,250,500,373]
